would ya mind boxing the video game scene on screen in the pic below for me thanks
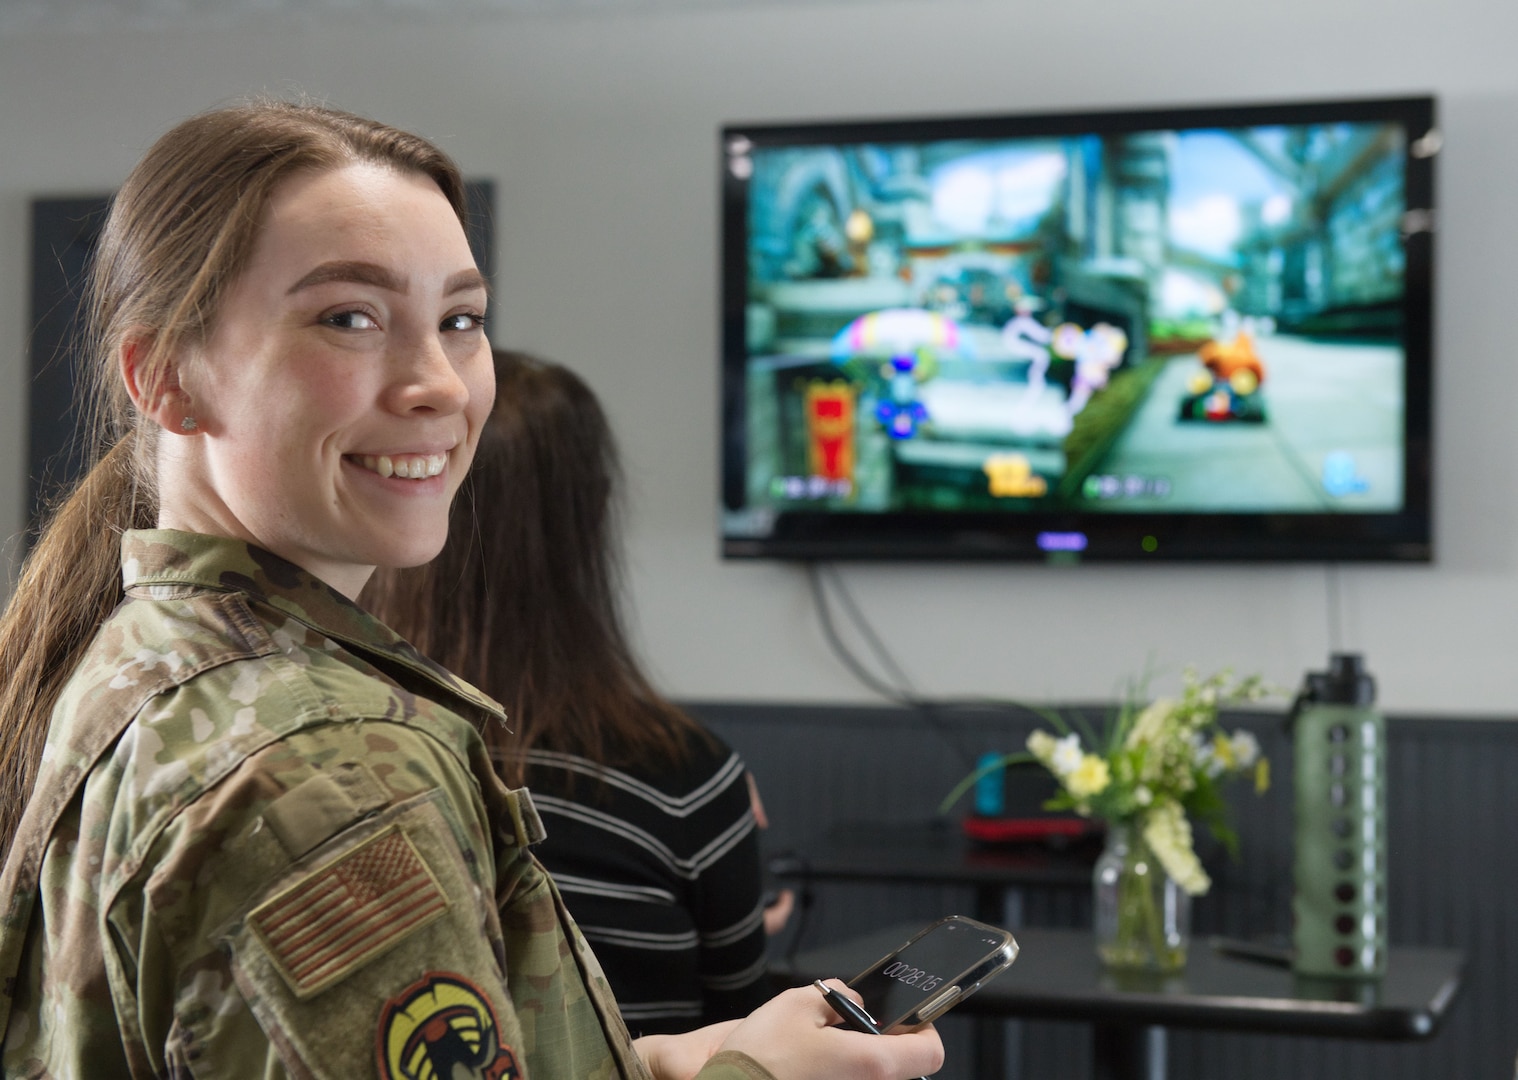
[738,120,1408,517]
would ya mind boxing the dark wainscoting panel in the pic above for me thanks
[687,701,1512,1080]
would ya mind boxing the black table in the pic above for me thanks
[775,923,1465,1080]
[769,818,1099,926]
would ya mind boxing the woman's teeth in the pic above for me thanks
[356,453,446,479]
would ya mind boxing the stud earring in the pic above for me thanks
[180,416,198,432]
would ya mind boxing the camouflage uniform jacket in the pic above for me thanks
[0,530,775,1080]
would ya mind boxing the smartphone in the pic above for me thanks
[846,915,1019,1033]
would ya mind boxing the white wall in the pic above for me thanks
[2,0,1516,714]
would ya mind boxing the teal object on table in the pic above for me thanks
[973,751,1006,816]
[1290,653,1387,978]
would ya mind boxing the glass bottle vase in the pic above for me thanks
[1094,822,1191,972]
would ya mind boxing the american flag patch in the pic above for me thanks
[249,826,450,998]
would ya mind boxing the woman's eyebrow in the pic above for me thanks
[286,262,489,298]
[446,269,490,297]
[287,260,405,295]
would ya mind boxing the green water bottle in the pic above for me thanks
[1290,653,1387,978]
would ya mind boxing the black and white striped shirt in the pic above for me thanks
[525,731,773,1035]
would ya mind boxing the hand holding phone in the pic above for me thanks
[713,982,945,1080]
[834,915,1019,1033]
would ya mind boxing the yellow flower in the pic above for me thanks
[1065,754,1111,798]
[1254,757,1271,795]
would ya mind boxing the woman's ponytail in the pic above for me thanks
[0,441,152,859]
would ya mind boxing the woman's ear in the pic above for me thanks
[120,331,201,436]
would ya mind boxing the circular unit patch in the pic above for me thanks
[376,972,521,1080]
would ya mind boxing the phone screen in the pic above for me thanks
[849,916,1016,1031]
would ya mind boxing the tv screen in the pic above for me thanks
[720,95,1436,561]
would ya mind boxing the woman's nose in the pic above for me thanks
[389,334,472,415]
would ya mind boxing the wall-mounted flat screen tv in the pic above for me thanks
[720,95,1436,561]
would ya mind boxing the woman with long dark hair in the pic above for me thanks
[366,350,781,1034]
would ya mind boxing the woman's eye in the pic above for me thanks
[324,310,379,331]
[442,312,488,333]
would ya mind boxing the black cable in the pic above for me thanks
[805,561,978,769]
[806,562,915,706]
[1325,562,1343,655]
[771,851,815,966]
[821,564,920,697]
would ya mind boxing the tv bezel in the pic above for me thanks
[719,94,1436,563]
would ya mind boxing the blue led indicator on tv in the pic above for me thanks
[1037,531,1088,553]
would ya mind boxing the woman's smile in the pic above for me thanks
[348,452,450,480]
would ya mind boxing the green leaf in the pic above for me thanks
[936,750,1037,815]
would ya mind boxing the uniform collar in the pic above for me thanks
[120,529,506,728]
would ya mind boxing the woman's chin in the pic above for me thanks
[356,522,446,574]
[373,533,450,572]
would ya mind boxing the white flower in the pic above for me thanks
[1141,800,1211,896]
[1124,699,1176,750]
[1229,730,1260,768]
[1049,733,1083,776]
[1134,785,1153,807]
[1026,730,1057,764]
[1192,733,1224,778]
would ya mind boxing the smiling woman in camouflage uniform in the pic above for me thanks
[0,101,943,1080]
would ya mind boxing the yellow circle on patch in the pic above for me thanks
[376,972,520,1080]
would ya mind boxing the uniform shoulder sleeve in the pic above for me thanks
[116,718,621,1079]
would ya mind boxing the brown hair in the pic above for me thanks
[0,99,469,859]
[363,351,705,788]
